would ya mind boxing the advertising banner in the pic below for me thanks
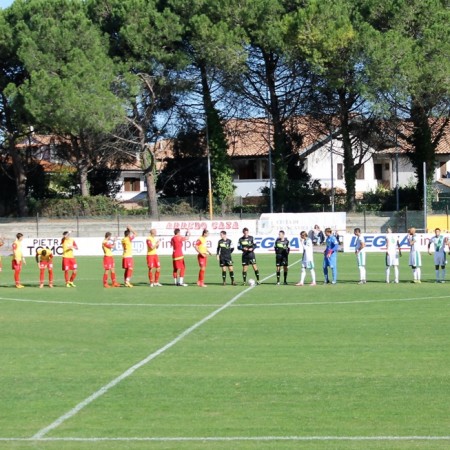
[12,214,350,257]
[258,213,346,235]
[343,233,435,253]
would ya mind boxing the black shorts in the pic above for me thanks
[276,254,288,267]
[219,257,233,267]
[242,252,257,266]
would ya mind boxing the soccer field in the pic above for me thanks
[1,252,449,450]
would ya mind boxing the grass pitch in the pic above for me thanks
[0,251,450,449]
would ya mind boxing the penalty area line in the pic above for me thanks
[3,436,450,442]
[30,265,288,440]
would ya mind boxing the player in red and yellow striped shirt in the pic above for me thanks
[122,225,137,287]
[102,232,121,288]
[146,228,162,287]
[12,233,25,288]
[36,247,54,288]
[194,229,211,288]
[61,231,78,287]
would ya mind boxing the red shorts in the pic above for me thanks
[39,261,53,270]
[147,255,160,269]
[12,260,22,271]
[62,258,77,271]
[103,256,115,270]
[172,258,185,271]
[122,257,134,269]
[197,254,207,268]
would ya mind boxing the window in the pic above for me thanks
[124,177,141,192]
[234,159,258,180]
[356,165,365,180]
[337,163,364,180]
[337,163,343,180]
[440,162,447,178]
[374,164,383,180]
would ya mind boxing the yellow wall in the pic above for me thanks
[427,215,450,232]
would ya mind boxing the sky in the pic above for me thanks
[0,0,14,9]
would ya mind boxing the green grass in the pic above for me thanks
[1,252,450,449]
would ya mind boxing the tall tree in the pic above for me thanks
[0,6,30,216]
[362,0,450,201]
[227,0,314,211]
[9,0,124,197]
[284,0,377,211]
[88,0,184,216]
[167,0,247,213]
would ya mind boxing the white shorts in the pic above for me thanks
[302,260,315,270]
[409,251,421,267]
[386,252,399,267]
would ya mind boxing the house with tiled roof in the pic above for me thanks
[14,117,450,202]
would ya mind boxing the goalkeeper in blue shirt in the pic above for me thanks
[323,228,339,284]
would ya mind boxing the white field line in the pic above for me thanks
[31,264,293,440]
[1,294,450,309]
[2,436,450,442]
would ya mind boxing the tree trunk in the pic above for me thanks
[142,150,158,217]
[338,90,357,212]
[79,164,90,197]
[409,99,435,206]
[9,140,28,217]
[263,50,288,212]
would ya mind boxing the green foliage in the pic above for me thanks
[9,0,124,136]
[359,186,421,211]
[32,195,124,217]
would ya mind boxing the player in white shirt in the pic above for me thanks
[408,227,422,283]
[385,227,401,283]
[427,228,447,283]
[296,231,316,286]
[354,228,366,284]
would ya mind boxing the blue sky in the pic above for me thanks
[0,0,14,9]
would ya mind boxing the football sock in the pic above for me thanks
[276,272,280,283]
[149,270,154,283]
[179,277,184,285]
[155,271,160,283]
[40,269,45,284]
[14,270,20,284]
[386,267,390,282]
[111,273,117,283]
[394,266,398,282]
[300,268,306,284]
[64,271,70,283]
[242,271,247,282]
[255,270,260,281]
[222,271,226,282]
[416,268,421,280]
[230,271,234,282]
[70,272,77,282]
[436,269,440,280]
[442,269,446,280]
[103,274,108,285]
[311,269,316,283]
[283,270,287,283]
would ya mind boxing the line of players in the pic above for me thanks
[1,225,447,288]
